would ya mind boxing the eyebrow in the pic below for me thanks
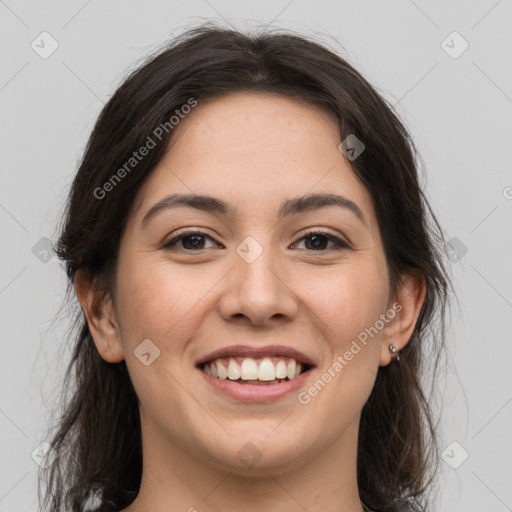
[140,192,366,229]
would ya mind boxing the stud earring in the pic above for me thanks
[388,344,400,362]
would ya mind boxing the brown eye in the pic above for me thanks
[294,231,350,251]
[163,231,217,251]
[162,229,350,252]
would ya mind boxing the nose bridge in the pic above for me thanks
[235,237,279,293]
[220,234,297,324]
[236,234,282,298]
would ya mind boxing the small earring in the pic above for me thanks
[389,344,400,362]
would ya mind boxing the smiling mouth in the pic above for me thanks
[199,356,312,385]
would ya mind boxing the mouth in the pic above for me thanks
[198,356,313,386]
[194,345,317,400]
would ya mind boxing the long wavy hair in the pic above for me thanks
[39,22,452,512]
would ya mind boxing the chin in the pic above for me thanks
[193,428,313,474]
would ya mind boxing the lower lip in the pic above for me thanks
[197,367,314,403]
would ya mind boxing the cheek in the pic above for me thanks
[306,258,389,349]
[114,255,216,346]
[113,257,209,402]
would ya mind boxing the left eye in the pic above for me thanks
[162,230,350,252]
[293,231,350,251]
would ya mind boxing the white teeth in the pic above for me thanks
[258,358,275,381]
[202,356,309,382]
[227,358,241,380]
[240,358,258,380]
[286,359,296,380]
[275,360,287,379]
[217,360,227,380]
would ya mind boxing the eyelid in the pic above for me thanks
[297,227,352,249]
[293,233,351,252]
[161,228,218,250]
[162,227,352,251]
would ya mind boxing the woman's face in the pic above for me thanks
[88,92,419,475]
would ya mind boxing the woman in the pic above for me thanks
[39,23,450,512]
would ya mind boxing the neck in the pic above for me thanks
[122,414,367,512]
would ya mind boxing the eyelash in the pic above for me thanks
[162,229,351,252]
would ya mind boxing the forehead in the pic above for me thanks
[129,92,376,229]
[173,91,341,160]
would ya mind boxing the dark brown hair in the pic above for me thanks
[39,22,451,512]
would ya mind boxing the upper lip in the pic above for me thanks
[196,344,317,367]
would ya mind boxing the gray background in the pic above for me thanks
[1,1,511,511]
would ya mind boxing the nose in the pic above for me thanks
[218,240,298,326]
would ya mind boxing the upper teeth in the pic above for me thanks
[203,357,303,381]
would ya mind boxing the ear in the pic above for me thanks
[74,269,125,363]
[379,273,426,366]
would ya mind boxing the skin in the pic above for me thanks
[75,92,425,512]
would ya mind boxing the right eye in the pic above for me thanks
[162,230,220,251]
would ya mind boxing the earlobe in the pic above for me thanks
[74,269,125,363]
[379,274,426,366]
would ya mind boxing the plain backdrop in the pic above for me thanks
[1,1,511,511]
